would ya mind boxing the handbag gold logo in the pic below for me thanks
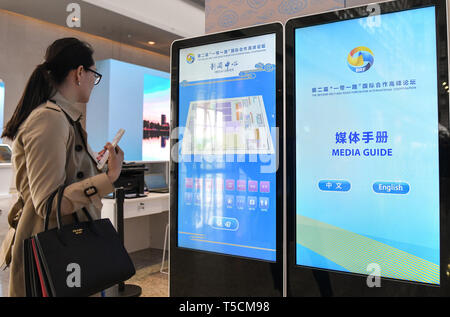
[72,228,83,235]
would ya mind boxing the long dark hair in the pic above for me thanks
[1,38,94,140]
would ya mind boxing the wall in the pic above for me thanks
[205,0,345,33]
[85,60,111,158]
[0,9,170,146]
[206,0,450,37]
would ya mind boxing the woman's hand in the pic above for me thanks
[104,142,124,183]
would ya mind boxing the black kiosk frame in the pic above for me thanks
[285,0,450,296]
[170,23,284,296]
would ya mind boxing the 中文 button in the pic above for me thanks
[318,180,351,192]
[373,182,409,194]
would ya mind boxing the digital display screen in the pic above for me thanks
[177,34,277,261]
[295,7,440,284]
[0,81,4,144]
[143,74,170,161]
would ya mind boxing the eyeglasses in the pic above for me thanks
[86,68,102,85]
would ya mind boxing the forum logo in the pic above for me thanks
[347,47,374,73]
[186,53,195,64]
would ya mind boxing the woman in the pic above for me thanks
[0,38,124,296]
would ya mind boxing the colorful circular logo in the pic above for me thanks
[186,53,195,64]
[347,47,374,73]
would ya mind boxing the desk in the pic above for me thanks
[101,192,169,253]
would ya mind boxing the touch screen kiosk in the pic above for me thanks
[286,0,450,296]
[170,23,284,296]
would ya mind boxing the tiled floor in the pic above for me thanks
[0,196,169,297]
[126,248,169,297]
[0,266,8,297]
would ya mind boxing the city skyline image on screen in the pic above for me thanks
[143,74,171,161]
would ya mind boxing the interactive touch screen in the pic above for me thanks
[178,34,277,261]
[143,74,170,161]
[295,7,440,284]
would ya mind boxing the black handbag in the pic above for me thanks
[24,185,136,297]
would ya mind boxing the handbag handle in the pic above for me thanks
[44,189,59,231]
[55,185,66,230]
[44,185,93,231]
[56,185,94,230]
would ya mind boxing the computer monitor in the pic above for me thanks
[144,173,168,192]
[0,144,12,163]
[170,23,283,296]
[286,0,449,296]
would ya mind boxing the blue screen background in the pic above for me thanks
[178,38,277,261]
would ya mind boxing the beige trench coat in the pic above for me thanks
[7,92,114,296]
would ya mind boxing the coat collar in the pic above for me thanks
[49,91,82,122]
[49,91,100,169]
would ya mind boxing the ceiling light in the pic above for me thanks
[147,41,156,45]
